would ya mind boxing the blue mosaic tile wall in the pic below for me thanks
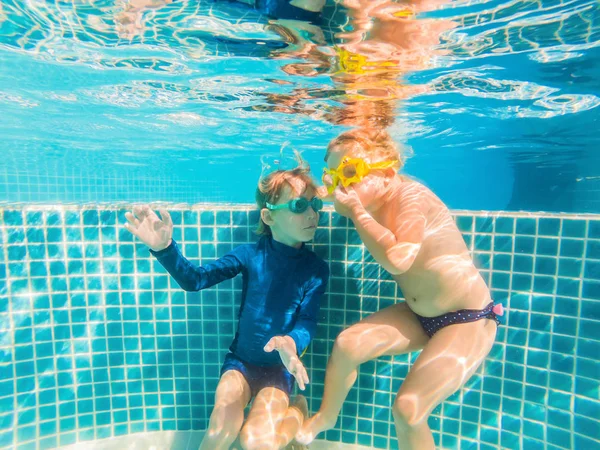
[0,206,598,450]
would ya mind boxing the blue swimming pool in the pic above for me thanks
[1,206,599,449]
[0,0,599,449]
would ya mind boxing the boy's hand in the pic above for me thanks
[333,185,364,218]
[124,205,173,252]
[264,336,310,390]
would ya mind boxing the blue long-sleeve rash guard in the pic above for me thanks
[150,236,329,366]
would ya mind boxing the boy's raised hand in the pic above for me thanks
[264,336,310,390]
[124,205,173,252]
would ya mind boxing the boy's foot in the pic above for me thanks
[283,396,309,449]
[295,412,336,445]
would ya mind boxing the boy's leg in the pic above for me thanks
[276,395,309,449]
[200,370,252,450]
[296,302,429,444]
[239,387,291,450]
[392,318,497,450]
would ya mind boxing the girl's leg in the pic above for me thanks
[200,370,252,450]
[392,318,497,450]
[297,302,429,444]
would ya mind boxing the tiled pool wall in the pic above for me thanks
[0,205,598,450]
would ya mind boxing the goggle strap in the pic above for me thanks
[266,202,287,210]
[369,159,399,169]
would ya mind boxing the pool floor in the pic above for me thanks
[59,431,373,450]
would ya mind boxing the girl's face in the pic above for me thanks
[324,142,393,207]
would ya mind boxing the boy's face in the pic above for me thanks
[268,180,320,248]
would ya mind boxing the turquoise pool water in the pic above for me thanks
[0,0,599,449]
[0,0,599,212]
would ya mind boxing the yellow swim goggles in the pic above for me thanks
[322,157,399,195]
[335,46,400,76]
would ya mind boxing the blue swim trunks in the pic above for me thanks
[255,0,322,22]
[221,353,295,397]
[415,302,503,338]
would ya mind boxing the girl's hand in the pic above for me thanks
[333,185,364,218]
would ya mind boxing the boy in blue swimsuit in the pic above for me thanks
[125,161,329,450]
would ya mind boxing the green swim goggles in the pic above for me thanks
[266,197,323,214]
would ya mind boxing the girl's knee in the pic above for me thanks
[392,394,427,428]
[332,329,360,361]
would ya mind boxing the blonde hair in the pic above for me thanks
[327,128,404,169]
[255,156,317,236]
